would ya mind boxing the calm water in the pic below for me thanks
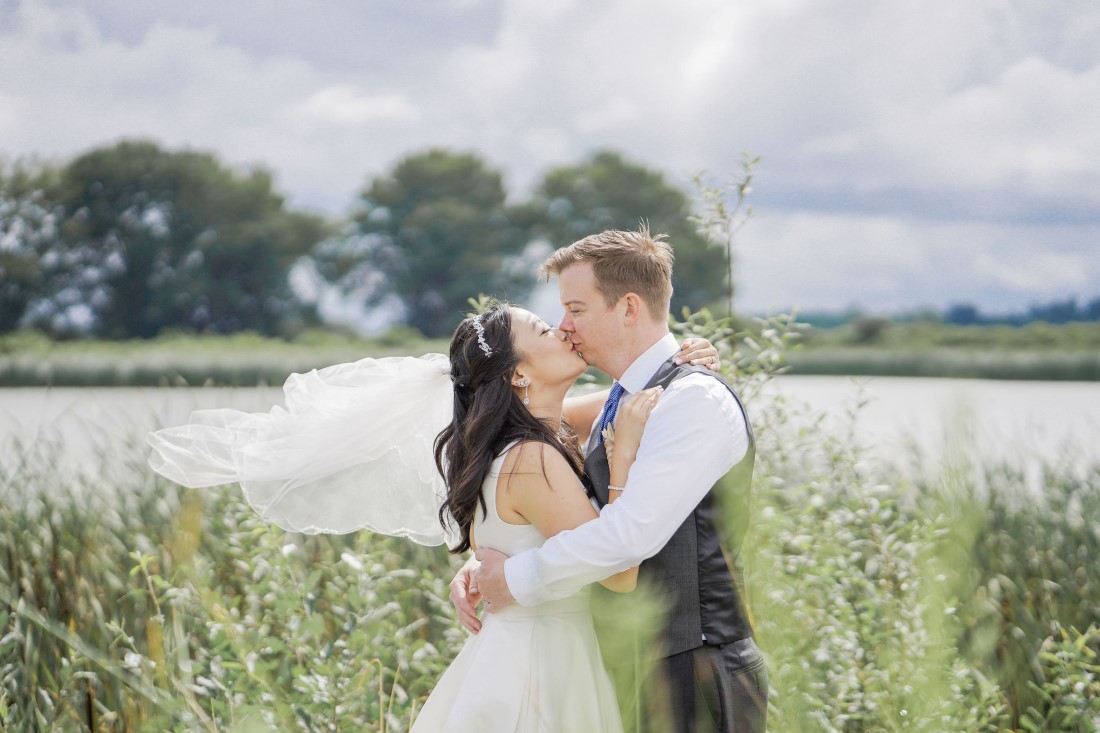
[2,377,1099,480]
[761,376,1100,470]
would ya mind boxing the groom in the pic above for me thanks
[459,226,767,732]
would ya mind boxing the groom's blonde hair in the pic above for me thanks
[539,224,674,319]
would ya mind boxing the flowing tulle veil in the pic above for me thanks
[147,353,459,546]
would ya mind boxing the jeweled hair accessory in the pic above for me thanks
[471,315,493,357]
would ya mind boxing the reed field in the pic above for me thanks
[788,320,1100,381]
[800,320,1100,352]
[2,320,1099,387]
[785,348,1100,382]
[0,330,450,388]
[2,313,1099,731]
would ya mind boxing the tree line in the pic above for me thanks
[944,299,1100,326]
[0,141,728,339]
[797,299,1100,333]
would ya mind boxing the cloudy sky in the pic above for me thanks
[2,0,1097,315]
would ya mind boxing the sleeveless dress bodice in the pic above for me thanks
[471,446,592,621]
[471,444,548,554]
[411,443,622,733]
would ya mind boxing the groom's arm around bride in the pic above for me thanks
[472,227,767,732]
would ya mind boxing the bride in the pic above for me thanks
[414,301,666,731]
[148,299,719,731]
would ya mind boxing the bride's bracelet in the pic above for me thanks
[608,485,625,492]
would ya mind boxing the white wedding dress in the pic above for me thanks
[146,355,623,731]
[411,444,624,733]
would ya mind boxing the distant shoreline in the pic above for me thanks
[1,347,1097,386]
[3,322,1099,386]
[784,348,1100,382]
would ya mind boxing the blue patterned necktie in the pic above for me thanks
[596,382,625,446]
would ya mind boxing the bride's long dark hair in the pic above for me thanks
[435,300,584,554]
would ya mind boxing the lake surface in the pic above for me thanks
[760,376,1100,467]
[2,377,1099,480]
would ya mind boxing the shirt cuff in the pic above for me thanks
[503,550,544,607]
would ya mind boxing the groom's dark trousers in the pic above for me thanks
[586,359,767,732]
[666,638,768,733]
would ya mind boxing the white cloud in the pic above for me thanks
[738,209,1100,313]
[573,97,638,136]
[287,86,420,126]
[0,90,28,139]
[1,0,1097,311]
[860,54,1100,213]
[975,248,1093,294]
[0,4,436,212]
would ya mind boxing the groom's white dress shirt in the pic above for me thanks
[504,333,751,607]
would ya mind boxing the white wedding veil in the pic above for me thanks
[147,353,458,546]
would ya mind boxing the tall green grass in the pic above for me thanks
[786,348,1100,381]
[0,452,464,731]
[2,312,1098,731]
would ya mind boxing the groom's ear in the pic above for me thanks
[621,292,644,325]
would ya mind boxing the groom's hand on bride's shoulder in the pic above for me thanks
[473,548,516,613]
[451,556,484,634]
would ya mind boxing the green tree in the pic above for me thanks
[337,149,531,337]
[31,140,327,338]
[521,150,728,314]
[0,162,62,333]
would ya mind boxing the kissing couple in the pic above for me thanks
[149,226,767,732]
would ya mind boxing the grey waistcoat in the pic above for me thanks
[585,359,756,657]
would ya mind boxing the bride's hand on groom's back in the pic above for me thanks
[450,556,483,634]
[676,337,722,370]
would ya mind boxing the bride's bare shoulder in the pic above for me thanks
[500,440,580,494]
[499,440,596,534]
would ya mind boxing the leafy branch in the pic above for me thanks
[690,153,761,319]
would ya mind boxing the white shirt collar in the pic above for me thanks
[617,333,679,394]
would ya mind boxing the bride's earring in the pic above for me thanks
[523,381,530,406]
